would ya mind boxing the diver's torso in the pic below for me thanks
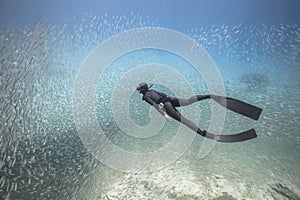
[143,89,167,104]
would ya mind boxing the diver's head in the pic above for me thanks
[136,82,149,93]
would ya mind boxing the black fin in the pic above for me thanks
[210,94,262,120]
[202,128,257,143]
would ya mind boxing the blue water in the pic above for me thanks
[1,1,300,199]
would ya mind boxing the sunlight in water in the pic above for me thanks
[0,13,299,199]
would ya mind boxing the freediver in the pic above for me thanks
[136,82,262,143]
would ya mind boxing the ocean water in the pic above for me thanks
[1,4,300,200]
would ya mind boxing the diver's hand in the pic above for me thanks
[164,114,172,122]
[159,102,164,109]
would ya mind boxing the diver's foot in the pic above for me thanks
[198,130,207,136]
[197,95,210,101]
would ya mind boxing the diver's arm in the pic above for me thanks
[144,97,165,116]
[144,97,171,121]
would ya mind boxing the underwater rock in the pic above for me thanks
[269,183,300,200]
[239,73,269,91]
[213,192,237,200]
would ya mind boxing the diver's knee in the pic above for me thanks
[163,102,172,108]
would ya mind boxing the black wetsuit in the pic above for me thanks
[141,89,210,136]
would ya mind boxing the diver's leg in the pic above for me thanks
[163,102,206,136]
[174,94,262,120]
[196,94,211,101]
[165,101,258,142]
[170,95,210,107]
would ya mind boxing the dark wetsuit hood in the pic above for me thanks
[136,82,150,93]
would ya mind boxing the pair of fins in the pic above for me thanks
[201,94,262,143]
